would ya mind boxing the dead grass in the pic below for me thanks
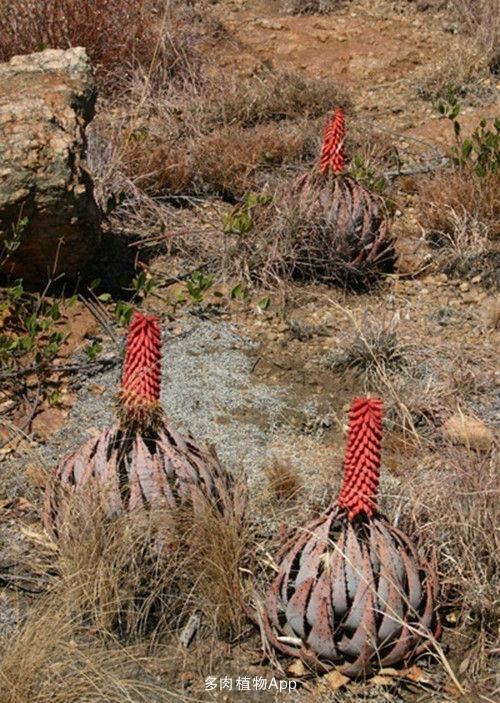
[322,301,465,441]
[417,167,500,284]
[0,457,256,700]
[448,0,500,70]
[0,0,153,73]
[264,458,303,501]
[100,70,348,200]
[291,0,343,14]
[0,595,173,702]
[146,120,314,200]
[0,0,210,90]
[327,313,410,385]
[44,485,250,640]
[414,44,494,103]
[404,445,499,689]
[209,71,349,128]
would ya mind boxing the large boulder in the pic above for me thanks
[0,48,101,284]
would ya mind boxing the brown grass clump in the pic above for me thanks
[53,508,175,638]
[142,120,312,200]
[405,445,499,680]
[291,0,343,14]
[417,167,500,284]
[327,314,410,385]
[323,305,458,439]
[0,473,251,699]
[414,44,494,103]
[448,0,500,70]
[0,598,169,702]
[0,0,207,87]
[264,458,302,501]
[209,71,349,128]
[0,0,151,71]
[108,70,348,200]
[47,487,249,640]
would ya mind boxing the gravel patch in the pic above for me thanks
[35,315,296,493]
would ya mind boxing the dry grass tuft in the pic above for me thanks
[46,486,250,639]
[100,70,348,199]
[181,499,249,634]
[148,120,313,200]
[209,71,349,129]
[0,0,207,88]
[417,167,500,284]
[323,303,457,439]
[291,0,343,15]
[448,0,500,70]
[265,458,303,501]
[405,445,499,673]
[327,314,410,385]
[0,597,170,702]
[53,508,176,639]
[414,44,494,103]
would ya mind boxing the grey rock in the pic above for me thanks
[0,47,100,283]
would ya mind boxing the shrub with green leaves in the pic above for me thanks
[0,280,72,372]
[438,85,500,177]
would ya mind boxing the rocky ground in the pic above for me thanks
[0,1,498,702]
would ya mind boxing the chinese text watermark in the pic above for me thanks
[205,676,297,692]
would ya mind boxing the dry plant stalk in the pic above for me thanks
[261,397,439,676]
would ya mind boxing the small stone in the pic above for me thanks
[462,291,481,304]
[442,414,494,451]
[471,275,482,284]
[255,19,286,30]
[88,385,105,395]
[460,282,470,292]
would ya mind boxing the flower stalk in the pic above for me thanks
[337,396,383,519]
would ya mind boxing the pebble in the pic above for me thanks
[459,282,470,293]
[442,414,494,452]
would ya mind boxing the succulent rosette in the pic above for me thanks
[44,312,234,540]
[262,397,439,676]
[291,107,394,275]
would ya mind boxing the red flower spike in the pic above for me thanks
[117,312,164,429]
[337,397,383,519]
[319,106,345,174]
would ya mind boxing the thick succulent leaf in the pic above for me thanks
[330,529,348,618]
[338,586,377,662]
[344,522,364,601]
[306,591,338,660]
[285,577,314,639]
[294,521,330,587]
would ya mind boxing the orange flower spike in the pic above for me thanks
[319,106,345,174]
[117,312,164,429]
[337,397,383,519]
